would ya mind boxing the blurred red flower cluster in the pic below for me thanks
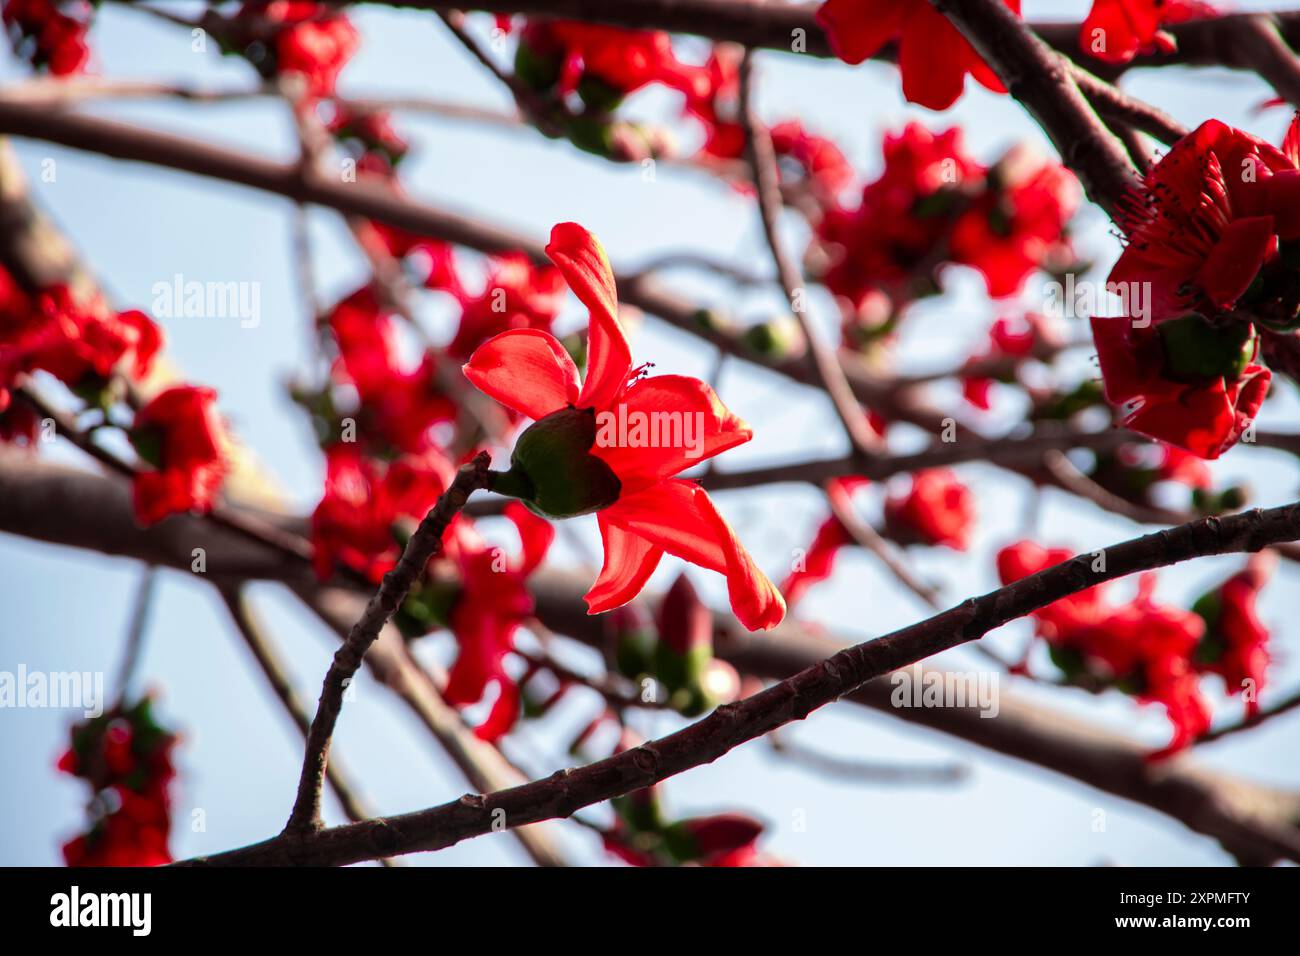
[2,0,93,75]
[813,124,1079,334]
[998,543,1273,757]
[57,697,178,867]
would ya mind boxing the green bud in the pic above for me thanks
[575,75,625,114]
[394,580,460,639]
[741,316,804,360]
[654,643,712,696]
[1158,314,1255,383]
[514,41,562,92]
[615,628,656,681]
[498,406,621,518]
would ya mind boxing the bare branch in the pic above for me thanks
[183,499,1300,865]
[284,452,494,834]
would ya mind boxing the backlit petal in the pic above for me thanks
[463,328,580,420]
[585,514,664,614]
[591,374,752,491]
[545,222,632,410]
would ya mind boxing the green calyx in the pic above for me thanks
[496,406,622,519]
[128,426,164,470]
[1158,314,1256,383]
[394,580,461,639]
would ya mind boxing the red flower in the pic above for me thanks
[815,123,984,314]
[1080,0,1218,66]
[675,813,767,866]
[2,0,93,75]
[519,20,709,102]
[1193,556,1273,716]
[884,469,974,550]
[949,147,1080,297]
[1110,118,1299,322]
[1091,313,1270,459]
[998,541,1211,756]
[0,280,160,395]
[961,314,1057,411]
[442,502,553,741]
[815,0,1020,110]
[310,444,452,581]
[325,287,458,453]
[463,222,784,631]
[129,386,228,526]
[780,477,868,609]
[447,253,567,360]
[237,1,359,98]
[59,699,178,867]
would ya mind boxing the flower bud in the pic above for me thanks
[1158,314,1256,384]
[494,406,622,518]
[654,574,713,693]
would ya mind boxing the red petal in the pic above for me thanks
[899,5,972,110]
[545,222,632,410]
[1284,113,1300,168]
[591,374,752,492]
[601,481,784,631]
[813,0,907,65]
[1090,315,1149,404]
[474,679,520,742]
[462,328,580,420]
[504,501,554,576]
[693,488,786,631]
[1126,381,1237,459]
[1195,216,1275,308]
[1262,168,1300,241]
[585,514,664,614]
[1079,0,1145,65]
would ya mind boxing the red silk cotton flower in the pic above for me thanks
[1192,555,1274,716]
[815,0,1019,110]
[2,0,94,75]
[1080,0,1217,66]
[1090,313,1270,459]
[1111,118,1300,323]
[128,386,229,526]
[0,278,160,398]
[235,2,359,98]
[442,502,554,741]
[998,541,1211,757]
[883,469,975,550]
[463,222,785,631]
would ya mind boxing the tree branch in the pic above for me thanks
[284,451,494,834]
[5,448,1297,863]
[183,499,1300,865]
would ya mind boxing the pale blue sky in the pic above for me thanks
[1,1,1299,865]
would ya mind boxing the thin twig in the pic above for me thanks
[112,565,159,709]
[1199,688,1300,745]
[768,730,968,785]
[284,452,494,834]
[736,48,880,462]
[218,584,396,865]
[823,483,941,610]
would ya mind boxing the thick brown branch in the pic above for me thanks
[184,500,1300,865]
[5,449,1298,863]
